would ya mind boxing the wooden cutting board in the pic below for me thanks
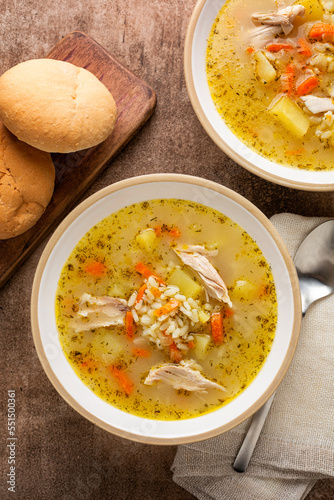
[0,31,156,288]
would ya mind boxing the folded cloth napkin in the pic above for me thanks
[172,214,334,500]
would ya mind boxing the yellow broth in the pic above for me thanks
[56,199,277,420]
[206,0,334,171]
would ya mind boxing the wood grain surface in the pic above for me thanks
[0,31,156,288]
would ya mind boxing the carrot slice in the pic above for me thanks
[296,75,319,96]
[281,63,295,94]
[135,284,147,303]
[222,308,234,319]
[285,148,305,156]
[150,287,161,298]
[297,38,312,58]
[153,298,180,317]
[85,261,107,276]
[125,311,135,340]
[135,262,165,285]
[80,358,97,370]
[168,227,181,237]
[246,46,255,54]
[108,365,134,395]
[211,312,225,344]
[169,341,183,363]
[309,23,334,41]
[131,347,151,358]
[154,225,181,238]
[161,330,173,346]
[266,43,293,52]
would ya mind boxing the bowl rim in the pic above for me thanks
[31,173,302,444]
[184,0,334,192]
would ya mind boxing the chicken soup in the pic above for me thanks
[207,0,334,171]
[56,199,277,420]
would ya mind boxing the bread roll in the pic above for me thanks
[0,59,117,153]
[0,122,55,239]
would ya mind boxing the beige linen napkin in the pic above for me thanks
[172,214,334,500]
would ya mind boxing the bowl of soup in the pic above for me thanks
[185,0,334,190]
[31,174,301,444]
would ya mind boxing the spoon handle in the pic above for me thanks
[232,393,276,473]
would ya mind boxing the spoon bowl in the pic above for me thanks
[295,221,334,315]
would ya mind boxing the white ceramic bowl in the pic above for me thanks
[184,0,334,191]
[31,174,301,444]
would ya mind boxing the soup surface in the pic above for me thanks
[56,199,277,420]
[207,0,334,171]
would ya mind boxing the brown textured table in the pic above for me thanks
[0,1,333,499]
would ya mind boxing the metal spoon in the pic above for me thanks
[233,219,334,473]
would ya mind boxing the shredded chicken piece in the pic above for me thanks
[252,5,305,34]
[250,5,305,43]
[178,244,218,257]
[144,360,226,393]
[180,359,203,371]
[174,248,232,307]
[71,293,129,332]
[77,293,129,317]
[301,95,334,113]
[250,25,283,44]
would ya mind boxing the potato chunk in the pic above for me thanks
[254,51,277,84]
[136,228,158,251]
[231,279,258,301]
[294,0,323,24]
[269,95,310,138]
[167,267,202,299]
[198,310,211,324]
[92,332,124,364]
[193,334,211,360]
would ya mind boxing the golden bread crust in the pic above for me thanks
[0,59,117,153]
[0,123,55,239]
